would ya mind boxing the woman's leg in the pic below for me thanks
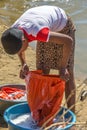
[36,41,63,74]
[59,16,76,113]
[65,68,76,112]
[65,28,76,113]
[36,41,50,74]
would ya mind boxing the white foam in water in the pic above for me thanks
[11,113,69,130]
[11,113,40,130]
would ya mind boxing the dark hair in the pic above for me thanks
[1,28,23,55]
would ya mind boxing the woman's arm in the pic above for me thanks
[18,51,29,79]
[18,51,26,66]
[48,31,73,81]
[17,37,29,79]
[48,31,73,68]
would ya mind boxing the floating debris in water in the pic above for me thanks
[11,113,40,130]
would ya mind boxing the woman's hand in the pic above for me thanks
[19,64,29,79]
[59,68,70,82]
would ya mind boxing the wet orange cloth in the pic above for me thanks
[26,70,65,126]
[0,87,25,100]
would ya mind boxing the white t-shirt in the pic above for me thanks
[12,5,67,42]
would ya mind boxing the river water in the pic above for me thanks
[0,0,87,80]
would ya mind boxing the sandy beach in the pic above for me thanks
[0,25,87,130]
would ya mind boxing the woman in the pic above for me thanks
[1,5,76,112]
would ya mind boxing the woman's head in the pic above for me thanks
[1,28,23,55]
